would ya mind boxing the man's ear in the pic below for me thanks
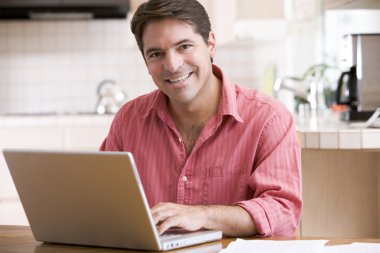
[208,32,216,58]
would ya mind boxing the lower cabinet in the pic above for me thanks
[301,149,380,238]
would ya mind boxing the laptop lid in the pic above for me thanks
[3,149,222,251]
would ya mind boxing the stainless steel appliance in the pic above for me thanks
[336,33,380,121]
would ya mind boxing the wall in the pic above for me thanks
[0,18,154,114]
[0,15,284,115]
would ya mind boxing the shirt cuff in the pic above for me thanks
[234,199,272,237]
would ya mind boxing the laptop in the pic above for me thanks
[3,149,222,251]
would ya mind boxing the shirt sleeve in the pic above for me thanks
[234,112,302,237]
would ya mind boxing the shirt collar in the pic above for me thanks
[213,65,244,123]
[142,64,243,123]
[141,90,169,121]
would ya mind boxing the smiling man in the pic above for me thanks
[143,18,221,156]
[100,0,302,237]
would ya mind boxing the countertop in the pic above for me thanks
[0,114,114,127]
[1,111,379,149]
[296,111,380,149]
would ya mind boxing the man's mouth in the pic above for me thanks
[167,73,191,84]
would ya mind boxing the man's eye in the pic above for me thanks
[181,44,193,50]
[149,52,160,59]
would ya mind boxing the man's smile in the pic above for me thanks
[167,72,192,84]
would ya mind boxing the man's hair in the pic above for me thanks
[131,0,212,55]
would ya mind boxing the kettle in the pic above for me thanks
[335,66,359,111]
[95,79,127,115]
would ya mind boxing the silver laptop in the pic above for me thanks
[3,149,222,251]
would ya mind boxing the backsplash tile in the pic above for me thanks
[0,20,284,115]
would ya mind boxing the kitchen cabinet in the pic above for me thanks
[301,150,380,237]
[129,0,235,44]
[324,0,380,9]
[298,113,380,238]
[237,0,284,19]
[0,115,113,225]
[129,0,285,45]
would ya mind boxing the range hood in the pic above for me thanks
[0,0,130,20]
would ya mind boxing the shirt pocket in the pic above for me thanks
[202,165,248,205]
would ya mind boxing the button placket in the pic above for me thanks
[176,155,194,204]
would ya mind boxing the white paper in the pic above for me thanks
[219,239,328,253]
[220,239,380,253]
[321,242,380,253]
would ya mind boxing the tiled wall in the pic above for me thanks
[0,19,286,115]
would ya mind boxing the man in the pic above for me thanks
[100,0,302,237]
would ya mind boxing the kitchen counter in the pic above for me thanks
[0,114,114,127]
[296,111,380,149]
[0,114,115,151]
[296,111,380,238]
[3,111,380,148]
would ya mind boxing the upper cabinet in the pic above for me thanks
[324,0,380,9]
[130,0,237,44]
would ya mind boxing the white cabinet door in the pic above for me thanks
[63,125,109,150]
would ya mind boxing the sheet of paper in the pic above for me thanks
[219,239,328,253]
[321,242,380,253]
[220,239,380,253]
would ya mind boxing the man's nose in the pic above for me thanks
[164,51,182,73]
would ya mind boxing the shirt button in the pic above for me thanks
[182,176,188,182]
[178,137,183,143]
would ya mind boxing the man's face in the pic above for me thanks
[142,18,216,108]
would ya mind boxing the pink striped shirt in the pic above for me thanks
[100,65,302,237]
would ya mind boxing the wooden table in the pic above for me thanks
[1,225,380,253]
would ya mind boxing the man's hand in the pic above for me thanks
[151,202,207,235]
[151,202,257,236]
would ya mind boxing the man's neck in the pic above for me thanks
[168,74,222,156]
[169,74,222,126]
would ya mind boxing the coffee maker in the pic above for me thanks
[336,33,380,121]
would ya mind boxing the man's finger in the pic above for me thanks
[152,209,170,224]
[151,204,181,224]
[157,216,181,235]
